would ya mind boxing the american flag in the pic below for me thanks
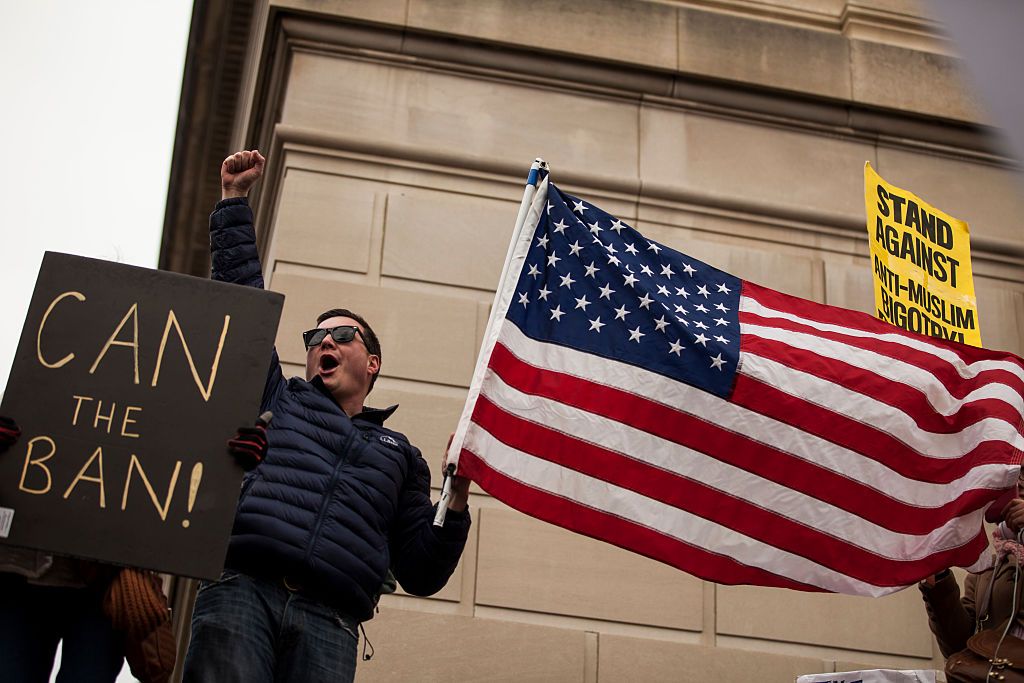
[451,171,1024,597]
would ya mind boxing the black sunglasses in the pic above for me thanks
[302,325,365,349]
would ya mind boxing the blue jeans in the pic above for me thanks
[182,570,359,683]
[0,573,124,683]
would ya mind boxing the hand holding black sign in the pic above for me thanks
[0,252,283,579]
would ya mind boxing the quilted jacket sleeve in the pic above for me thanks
[209,197,285,410]
[919,570,977,658]
[389,446,471,596]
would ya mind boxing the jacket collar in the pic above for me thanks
[353,403,399,425]
[309,375,398,424]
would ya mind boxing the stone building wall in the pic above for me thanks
[163,1,1024,679]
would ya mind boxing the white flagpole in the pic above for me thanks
[434,158,548,527]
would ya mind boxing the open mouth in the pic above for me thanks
[319,355,339,372]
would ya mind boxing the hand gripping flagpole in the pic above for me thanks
[434,158,549,527]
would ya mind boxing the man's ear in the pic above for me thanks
[367,355,381,378]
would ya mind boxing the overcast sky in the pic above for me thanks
[0,2,193,679]
[0,1,194,398]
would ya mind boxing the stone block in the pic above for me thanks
[824,258,876,314]
[850,39,982,122]
[678,7,851,99]
[270,0,407,24]
[383,188,518,290]
[640,106,875,221]
[974,277,1024,356]
[475,507,703,630]
[407,0,678,71]
[357,608,586,682]
[268,274,480,386]
[599,635,826,683]
[717,584,934,657]
[271,169,376,274]
[283,52,640,184]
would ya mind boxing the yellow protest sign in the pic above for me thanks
[864,162,981,347]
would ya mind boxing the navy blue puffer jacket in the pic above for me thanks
[210,197,470,621]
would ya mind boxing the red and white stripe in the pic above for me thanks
[456,283,1024,597]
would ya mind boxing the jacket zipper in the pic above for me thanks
[303,426,356,567]
[238,470,261,501]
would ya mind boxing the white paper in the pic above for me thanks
[797,670,939,683]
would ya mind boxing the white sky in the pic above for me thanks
[0,2,194,679]
[0,0,194,397]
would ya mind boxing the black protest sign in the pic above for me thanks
[0,252,284,579]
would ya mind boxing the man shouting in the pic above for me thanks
[183,150,471,683]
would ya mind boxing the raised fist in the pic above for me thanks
[221,150,266,200]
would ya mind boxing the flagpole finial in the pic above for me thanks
[527,158,548,187]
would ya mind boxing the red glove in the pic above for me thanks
[228,411,272,471]
[0,416,20,454]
